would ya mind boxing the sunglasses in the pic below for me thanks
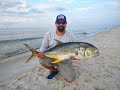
[56,21,66,25]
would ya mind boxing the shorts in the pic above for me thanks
[40,57,76,81]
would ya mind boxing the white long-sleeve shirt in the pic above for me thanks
[39,30,77,52]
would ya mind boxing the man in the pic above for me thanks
[37,14,77,83]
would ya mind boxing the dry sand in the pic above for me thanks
[0,26,120,90]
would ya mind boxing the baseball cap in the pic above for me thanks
[56,14,66,23]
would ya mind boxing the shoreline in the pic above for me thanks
[0,51,39,82]
[0,51,29,63]
[0,26,120,90]
[0,26,116,62]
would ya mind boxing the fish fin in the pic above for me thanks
[24,44,36,54]
[24,44,37,63]
[52,59,62,64]
[54,39,63,45]
[25,53,35,63]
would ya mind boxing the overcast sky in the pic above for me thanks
[0,0,120,29]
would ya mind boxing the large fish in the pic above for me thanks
[24,40,99,64]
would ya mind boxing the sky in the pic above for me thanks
[0,0,120,30]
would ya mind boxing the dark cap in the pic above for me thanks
[56,14,66,23]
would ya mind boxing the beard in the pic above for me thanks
[58,26,65,32]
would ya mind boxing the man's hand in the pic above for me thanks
[70,56,80,60]
[36,52,45,59]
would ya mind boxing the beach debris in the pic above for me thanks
[24,40,99,63]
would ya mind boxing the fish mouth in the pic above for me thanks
[94,51,100,57]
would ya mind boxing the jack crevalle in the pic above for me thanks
[24,40,99,63]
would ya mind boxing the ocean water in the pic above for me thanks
[0,28,106,60]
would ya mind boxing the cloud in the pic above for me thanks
[68,0,120,28]
[0,15,34,24]
[33,2,68,13]
[0,14,37,28]
[48,0,75,3]
[0,0,119,28]
[0,0,68,16]
[76,7,94,12]
[0,0,44,16]
[45,6,67,12]
[75,0,120,14]
[100,1,119,8]
[54,6,67,11]
[0,0,24,8]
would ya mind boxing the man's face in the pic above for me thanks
[55,19,67,32]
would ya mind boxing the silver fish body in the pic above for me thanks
[24,42,99,63]
[43,42,99,63]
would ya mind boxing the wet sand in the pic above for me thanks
[0,52,39,82]
[0,26,120,90]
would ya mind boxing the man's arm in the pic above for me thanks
[37,32,50,59]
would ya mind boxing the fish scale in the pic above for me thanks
[24,41,100,63]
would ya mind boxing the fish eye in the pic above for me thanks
[75,52,78,55]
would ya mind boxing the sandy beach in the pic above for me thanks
[0,26,120,90]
